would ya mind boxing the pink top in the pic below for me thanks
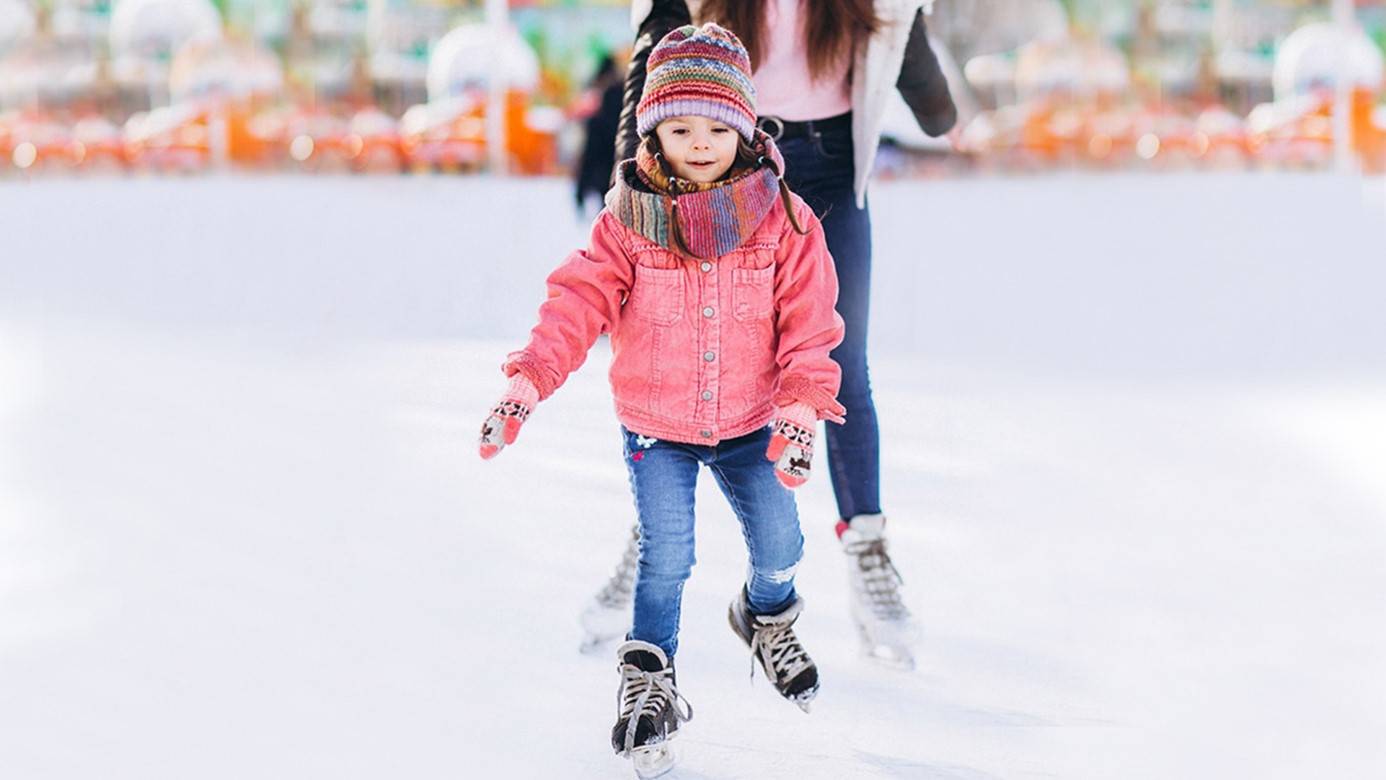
[752,0,853,121]
[503,195,846,446]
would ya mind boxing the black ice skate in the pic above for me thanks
[611,640,693,779]
[727,587,820,712]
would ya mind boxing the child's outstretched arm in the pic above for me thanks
[766,200,848,487]
[478,211,634,459]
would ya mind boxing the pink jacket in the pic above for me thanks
[502,193,845,446]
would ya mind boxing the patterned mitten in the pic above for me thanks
[765,402,817,488]
[478,374,540,460]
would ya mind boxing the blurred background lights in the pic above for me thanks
[1137,132,1162,159]
[0,1,1385,176]
[12,139,36,168]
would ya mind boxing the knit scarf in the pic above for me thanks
[605,129,785,259]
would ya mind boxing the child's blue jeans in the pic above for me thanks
[622,425,804,660]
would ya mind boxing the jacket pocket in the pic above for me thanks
[630,265,685,325]
[732,266,775,321]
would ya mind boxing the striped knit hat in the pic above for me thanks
[636,23,758,142]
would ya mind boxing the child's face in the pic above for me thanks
[654,115,739,183]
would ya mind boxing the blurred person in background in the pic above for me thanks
[573,54,627,218]
[578,0,959,670]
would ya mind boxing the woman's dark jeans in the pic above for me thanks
[773,114,881,522]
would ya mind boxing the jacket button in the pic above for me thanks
[701,390,713,401]
[703,351,715,362]
[700,430,712,438]
[700,262,713,272]
[702,307,715,318]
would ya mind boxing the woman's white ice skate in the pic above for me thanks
[841,514,920,670]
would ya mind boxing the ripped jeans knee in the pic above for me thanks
[745,541,803,615]
[762,560,799,584]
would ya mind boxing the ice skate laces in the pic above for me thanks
[846,538,909,620]
[596,528,640,609]
[748,618,812,685]
[616,664,693,752]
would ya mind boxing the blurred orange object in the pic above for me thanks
[226,104,288,168]
[4,110,82,174]
[1019,100,1083,163]
[1133,109,1199,168]
[401,96,486,171]
[1349,90,1386,174]
[0,112,13,171]
[1194,106,1252,169]
[1082,103,1137,168]
[347,108,405,173]
[284,110,354,172]
[1246,90,1386,171]
[1257,22,1386,171]
[401,90,557,174]
[72,116,129,172]
[124,104,212,173]
[277,107,403,174]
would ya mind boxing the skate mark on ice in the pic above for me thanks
[678,736,962,778]
[850,750,1006,780]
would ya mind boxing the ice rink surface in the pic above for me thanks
[2,173,1384,778]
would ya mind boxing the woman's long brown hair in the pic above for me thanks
[697,0,881,80]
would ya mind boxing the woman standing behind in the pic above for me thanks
[579,0,959,669]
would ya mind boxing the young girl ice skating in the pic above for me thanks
[478,23,845,777]
[584,0,960,671]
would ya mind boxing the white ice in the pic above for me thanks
[2,173,1384,779]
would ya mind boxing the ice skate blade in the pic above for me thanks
[791,685,819,713]
[630,743,677,779]
[861,643,916,671]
